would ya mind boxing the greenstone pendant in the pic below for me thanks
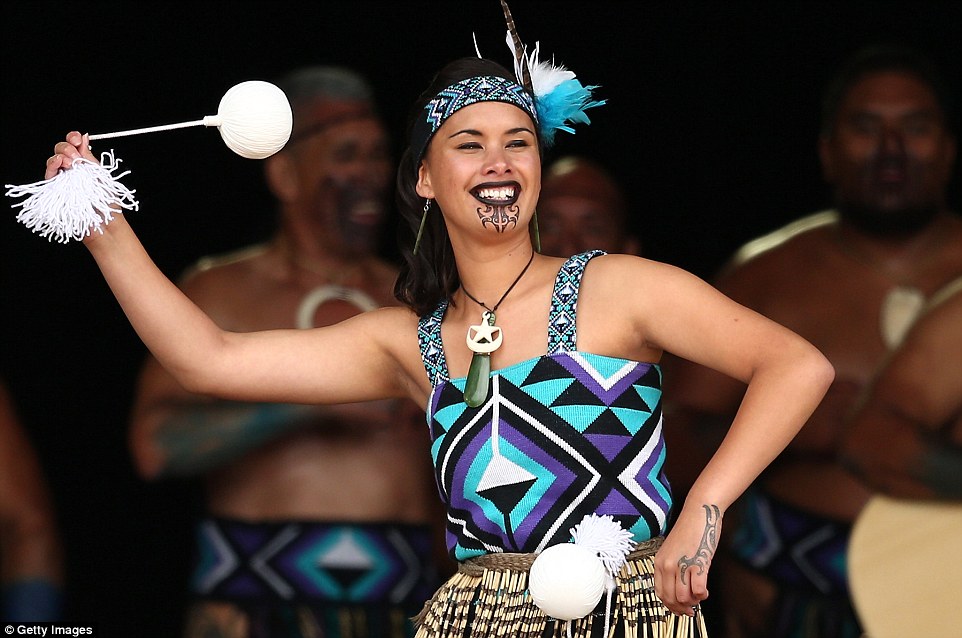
[464,311,500,407]
[464,352,492,407]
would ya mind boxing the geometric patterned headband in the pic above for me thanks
[410,2,605,175]
[410,74,538,172]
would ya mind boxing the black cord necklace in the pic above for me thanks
[461,250,535,407]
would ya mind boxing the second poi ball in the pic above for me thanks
[206,80,293,159]
[528,542,607,621]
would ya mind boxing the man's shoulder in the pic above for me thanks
[728,210,838,270]
[184,244,270,281]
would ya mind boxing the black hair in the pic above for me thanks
[820,46,955,136]
[393,58,527,316]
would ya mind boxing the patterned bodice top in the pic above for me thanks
[417,251,672,561]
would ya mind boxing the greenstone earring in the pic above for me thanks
[530,209,541,253]
[413,198,432,256]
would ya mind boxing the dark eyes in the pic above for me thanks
[456,140,530,150]
[847,114,940,137]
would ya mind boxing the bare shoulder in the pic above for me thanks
[583,253,702,293]
[875,280,962,424]
[361,304,419,329]
[714,211,840,302]
[905,277,962,354]
[578,255,710,334]
[179,243,272,294]
[350,305,431,399]
[729,210,838,269]
[347,305,422,356]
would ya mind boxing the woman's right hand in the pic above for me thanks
[46,131,95,178]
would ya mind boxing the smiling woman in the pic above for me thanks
[34,3,835,637]
[420,101,539,238]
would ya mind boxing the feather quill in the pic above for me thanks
[499,1,604,146]
[500,0,532,92]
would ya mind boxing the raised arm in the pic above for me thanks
[129,354,327,479]
[50,132,425,408]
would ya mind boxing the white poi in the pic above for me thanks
[528,514,635,628]
[6,80,293,242]
[529,542,608,621]
[87,80,293,159]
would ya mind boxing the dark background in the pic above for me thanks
[2,1,960,635]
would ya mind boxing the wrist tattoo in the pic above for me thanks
[678,504,722,584]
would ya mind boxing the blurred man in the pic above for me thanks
[129,67,443,638]
[840,277,962,500]
[1,380,63,622]
[839,278,961,635]
[664,47,962,637]
[537,156,641,257]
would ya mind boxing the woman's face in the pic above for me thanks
[417,101,540,243]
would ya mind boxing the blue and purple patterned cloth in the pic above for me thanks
[418,251,673,561]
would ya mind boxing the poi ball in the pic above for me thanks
[203,80,293,159]
[528,543,607,621]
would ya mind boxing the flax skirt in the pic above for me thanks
[414,538,708,638]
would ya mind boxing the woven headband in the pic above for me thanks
[411,75,537,171]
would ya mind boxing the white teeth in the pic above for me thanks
[349,201,380,221]
[478,186,516,200]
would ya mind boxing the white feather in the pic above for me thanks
[526,42,576,96]
[504,30,527,85]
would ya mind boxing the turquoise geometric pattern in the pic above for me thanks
[411,75,538,166]
[729,488,853,595]
[190,518,438,606]
[548,250,605,354]
[419,252,673,561]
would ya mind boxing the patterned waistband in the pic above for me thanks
[190,517,439,607]
[729,488,852,595]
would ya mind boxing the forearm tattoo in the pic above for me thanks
[477,204,519,232]
[156,403,311,477]
[678,504,722,584]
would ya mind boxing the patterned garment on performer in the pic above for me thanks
[190,518,438,608]
[729,487,851,594]
[417,250,672,561]
[728,487,862,638]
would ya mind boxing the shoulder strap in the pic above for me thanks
[547,250,606,354]
[418,300,450,385]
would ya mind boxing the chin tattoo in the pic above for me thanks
[477,203,520,232]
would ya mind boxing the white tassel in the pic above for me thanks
[570,514,634,638]
[570,513,635,577]
[5,151,139,243]
[528,514,634,628]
